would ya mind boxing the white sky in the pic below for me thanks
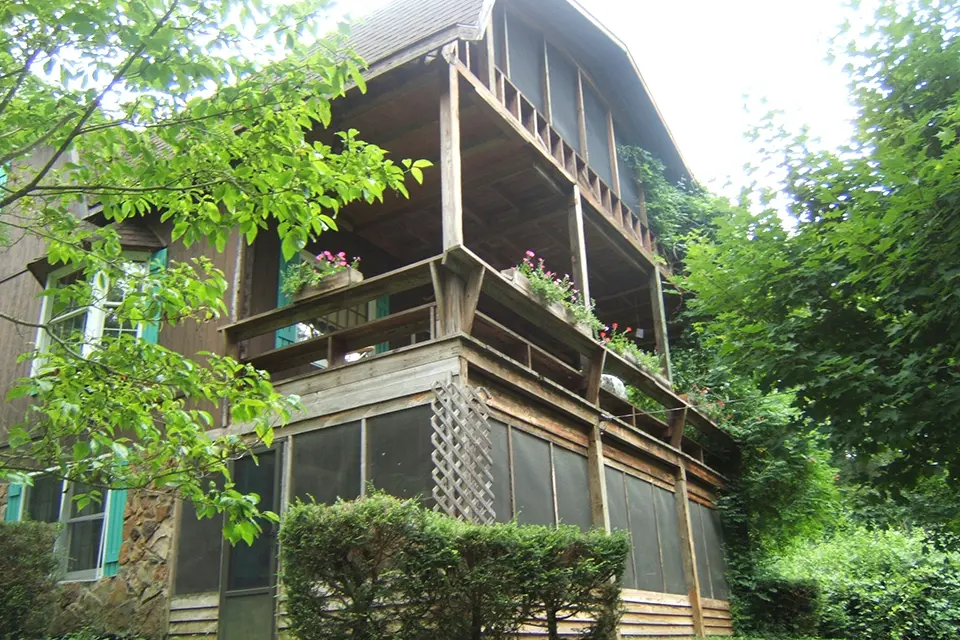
[338,0,861,194]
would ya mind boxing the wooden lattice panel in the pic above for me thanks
[431,377,496,524]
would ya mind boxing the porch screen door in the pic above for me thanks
[219,449,282,640]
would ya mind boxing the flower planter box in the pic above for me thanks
[621,350,671,388]
[292,267,364,303]
[501,267,593,338]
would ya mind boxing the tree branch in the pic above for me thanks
[0,1,181,210]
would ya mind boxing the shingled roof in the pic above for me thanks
[345,0,692,181]
[346,0,491,68]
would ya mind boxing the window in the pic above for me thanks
[7,475,126,581]
[36,257,154,364]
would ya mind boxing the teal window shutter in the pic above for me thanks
[374,296,390,354]
[275,251,302,349]
[141,248,167,345]
[4,483,22,522]
[102,489,127,576]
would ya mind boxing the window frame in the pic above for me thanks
[16,474,115,582]
[33,253,151,372]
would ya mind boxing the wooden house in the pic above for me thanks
[0,0,736,637]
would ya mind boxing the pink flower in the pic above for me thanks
[600,331,607,339]
[338,251,346,258]
[625,327,632,333]
[525,250,535,257]
[612,322,619,330]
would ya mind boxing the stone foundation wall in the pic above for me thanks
[49,490,175,640]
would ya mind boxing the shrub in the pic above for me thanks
[772,526,960,640]
[280,494,629,640]
[732,573,820,637]
[0,521,61,639]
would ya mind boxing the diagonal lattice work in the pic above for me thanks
[431,377,496,524]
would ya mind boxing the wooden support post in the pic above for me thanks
[675,465,706,637]
[587,421,611,532]
[585,348,606,405]
[431,261,466,337]
[461,266,484,333]
[568,185,591,304]
[484,16,496,89]
[607,111,620,195]
[649,268,673,383]
[585,350,610,531]
[440,46,464,250]
[576,70,588,161]
[667,405,687,449]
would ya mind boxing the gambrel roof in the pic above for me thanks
[347,0,692,181]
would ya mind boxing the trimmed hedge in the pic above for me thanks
[0,521,61,640]
[280,494,629,640]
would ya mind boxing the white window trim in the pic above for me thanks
[18,473,113,582]
[31,254,150,377]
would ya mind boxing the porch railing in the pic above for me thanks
[220,247,733,459]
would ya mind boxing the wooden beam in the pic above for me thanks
[587,422,610,531]
[667,405,688,449]
[607,109,621,195]
[584,348,606,405]
[568,185,591,304]
[483,16,496,89]
[576,69,588,161]
[675,466,707,637]
[440,46,463,250]
[461,264,485,333]
[649,268,673,383]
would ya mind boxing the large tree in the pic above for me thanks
[0,0,424,542]
[681,0,960,512]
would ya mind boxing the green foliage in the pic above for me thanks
[600,323,660,375]
[280,493,629,640]
[679,0,960,513]
[517,251,604,333]
[732,573,821,638]
[0,0,426,540]
[617,146,735,260]
[772,526,960,640]
[0,521,61,640]
[279,251,360,297]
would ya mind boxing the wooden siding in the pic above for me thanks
[703,597,734,637]
[168,592,219,640]
[0,270,43,437]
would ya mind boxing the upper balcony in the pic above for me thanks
[221,245,735,476]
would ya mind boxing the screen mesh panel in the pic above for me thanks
[174,478,223,595]
[554,446,591,531]
[615,125,641,211]
[703,506,730,600]
[292,422,361,505]
[604,466,636,588]
[547,44,581,153]
[654,487,686,595]
[490,420,512,522]
[220,593,275,640]
[227,452,277,591]
[690,501,713,598]
[512,430,554,525]
[583,81,613,185]
[368,406,434,506]
[506,15,545,114]
[626,475,664,592]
